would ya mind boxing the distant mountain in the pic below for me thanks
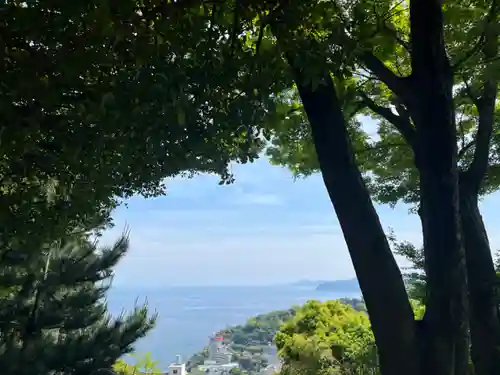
[289,279,324,287]
[316,278,360,292]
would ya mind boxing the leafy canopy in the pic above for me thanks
[262,0,500,206]
[114,352,162,375]
[275,300,377,375]
[1,0,280,252]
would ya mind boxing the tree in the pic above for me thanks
[389,238,427,305]
[1,0,272,258]
[266,2,500,373]
[6,0,495,374]
[59,0,475,373]
[129,1,500,374]
[394,239,500,307]
[275,300,378,375]
[274,300,425,375]
[0,233,156,375]
[268,3,466,374]
[114,352,162,375]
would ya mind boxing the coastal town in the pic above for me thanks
[167,333,281,375]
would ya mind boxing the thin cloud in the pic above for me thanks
[100,154,500,287]
[237,193,283,206]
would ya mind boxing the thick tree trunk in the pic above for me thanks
[290,71,419,375]
[413,121,468,375]
[415,159,468,375]
[409,1,468,374]
[458,8,499,372]
[459,178,500,375]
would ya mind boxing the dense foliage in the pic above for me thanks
[0,233,156,375]
[1,0,267,263]
[3,0,500,374]
[276,300,377,375]
[62,1,497,373]
[1,2,266,373]
[123,1,497,374]
[394,238,500,306]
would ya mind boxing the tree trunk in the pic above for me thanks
[412,121,468,375]
[408,1,469,374]
[459,178,500,375]
[290,70,419,375]
[411,93,469,375]
[458,7,499,371]
[415,164,468,375]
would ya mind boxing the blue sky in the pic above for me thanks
[101,157,500,287]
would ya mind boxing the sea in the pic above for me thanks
[106,284,361,370]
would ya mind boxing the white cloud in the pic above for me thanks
[237,193,283,206]
[101,155,500,287]
[110,229,355,286]
[103,203,429,287]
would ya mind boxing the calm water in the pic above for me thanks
[106,285,360,370]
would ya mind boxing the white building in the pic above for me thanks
[195,362,240,375]
[168,355,187,375]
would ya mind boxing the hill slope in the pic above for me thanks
[187,298,365,374]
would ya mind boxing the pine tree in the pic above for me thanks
[0,233,156,375]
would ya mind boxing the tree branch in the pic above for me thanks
[452,0,499,71]
[462,81,498,190]
[382,24,411,54]
[359,91,416,149]
[354,142,408,156]
[462,76,480,107]
[458,140,476,161]
[229,0,241,58]
[409,0,451,85]
[329,13,412,102]
[462,4,499,192]
[359,52,411,101]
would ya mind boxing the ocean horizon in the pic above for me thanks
[106,283,361,370]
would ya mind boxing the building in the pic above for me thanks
[207,333,232,365]
[195,362,240,375]
[191,332,240,375]
[168,355,187,375]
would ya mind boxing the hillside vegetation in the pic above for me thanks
[187,298,365,374]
